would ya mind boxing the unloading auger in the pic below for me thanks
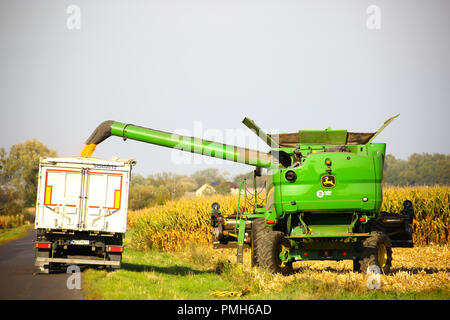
[81,119,284,168]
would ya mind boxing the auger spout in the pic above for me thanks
[81,120,279,168]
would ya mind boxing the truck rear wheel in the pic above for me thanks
[358,232,392,274]
[255,230,293,275]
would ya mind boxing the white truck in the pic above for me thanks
[34,156,135,274]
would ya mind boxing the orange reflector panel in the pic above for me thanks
[44,186,52,205]
[36,242,51,249]
[107,246,123,253]
[114,190,121,209]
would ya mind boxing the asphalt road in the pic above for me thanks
[0,229,84,300]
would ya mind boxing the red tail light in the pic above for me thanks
[107,246,123,253]
[359,217,366,222]
[35,242,51,249]
[266,220,275,224]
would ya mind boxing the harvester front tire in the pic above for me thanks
[251,218,271,267]
[359,232,392,274]
[257,231,293,275]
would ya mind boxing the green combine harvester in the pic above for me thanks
[81,115,414,275]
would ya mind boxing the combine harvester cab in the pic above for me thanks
[34,156,134,274]
[80,114,414,275]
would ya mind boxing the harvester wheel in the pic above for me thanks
[352,259,361,272]
[251,218,271,267]
[257,231,293,275]
[358,232,392,274]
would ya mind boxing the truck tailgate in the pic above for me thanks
[35,157,134,233]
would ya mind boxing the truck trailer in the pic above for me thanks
[34,156,134,274]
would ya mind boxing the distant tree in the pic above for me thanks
[0,185,23,215]
[0,140,57,207]
[131,173,150,186]
[0,148,6,173]
[232,171,266,188]
[191,168,226,187]
[128,184,157,210]
[128,172,198,209]
[383,153,449,186]
[383,155,408,185]
[216,181,231,195]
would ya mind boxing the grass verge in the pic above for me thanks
[83,234,450,300]
[0,224,33,246]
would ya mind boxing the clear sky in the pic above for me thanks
[1,0,449,176]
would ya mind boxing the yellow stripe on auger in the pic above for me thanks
[81,144,97,157]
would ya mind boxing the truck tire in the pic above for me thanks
[358,232,392,274]
[256,231,293,275]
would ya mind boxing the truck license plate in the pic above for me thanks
[70,240,90,245]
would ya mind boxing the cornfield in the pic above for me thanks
[382,186,449,245]
[128,186,449,252]
[0,214,26,229]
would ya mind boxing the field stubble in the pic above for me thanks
[126,186,449,298]
[174,243,450,298]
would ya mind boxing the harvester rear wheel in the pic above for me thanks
[256,231,293,275]
[358,232,392,274]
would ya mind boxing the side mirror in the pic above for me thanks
[254,167,262,177]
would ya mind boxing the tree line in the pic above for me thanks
[383,153,449,186]
[0,140,448,214]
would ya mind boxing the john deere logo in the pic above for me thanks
[321,175,336,188]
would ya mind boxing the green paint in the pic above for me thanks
[298,130,348,145]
